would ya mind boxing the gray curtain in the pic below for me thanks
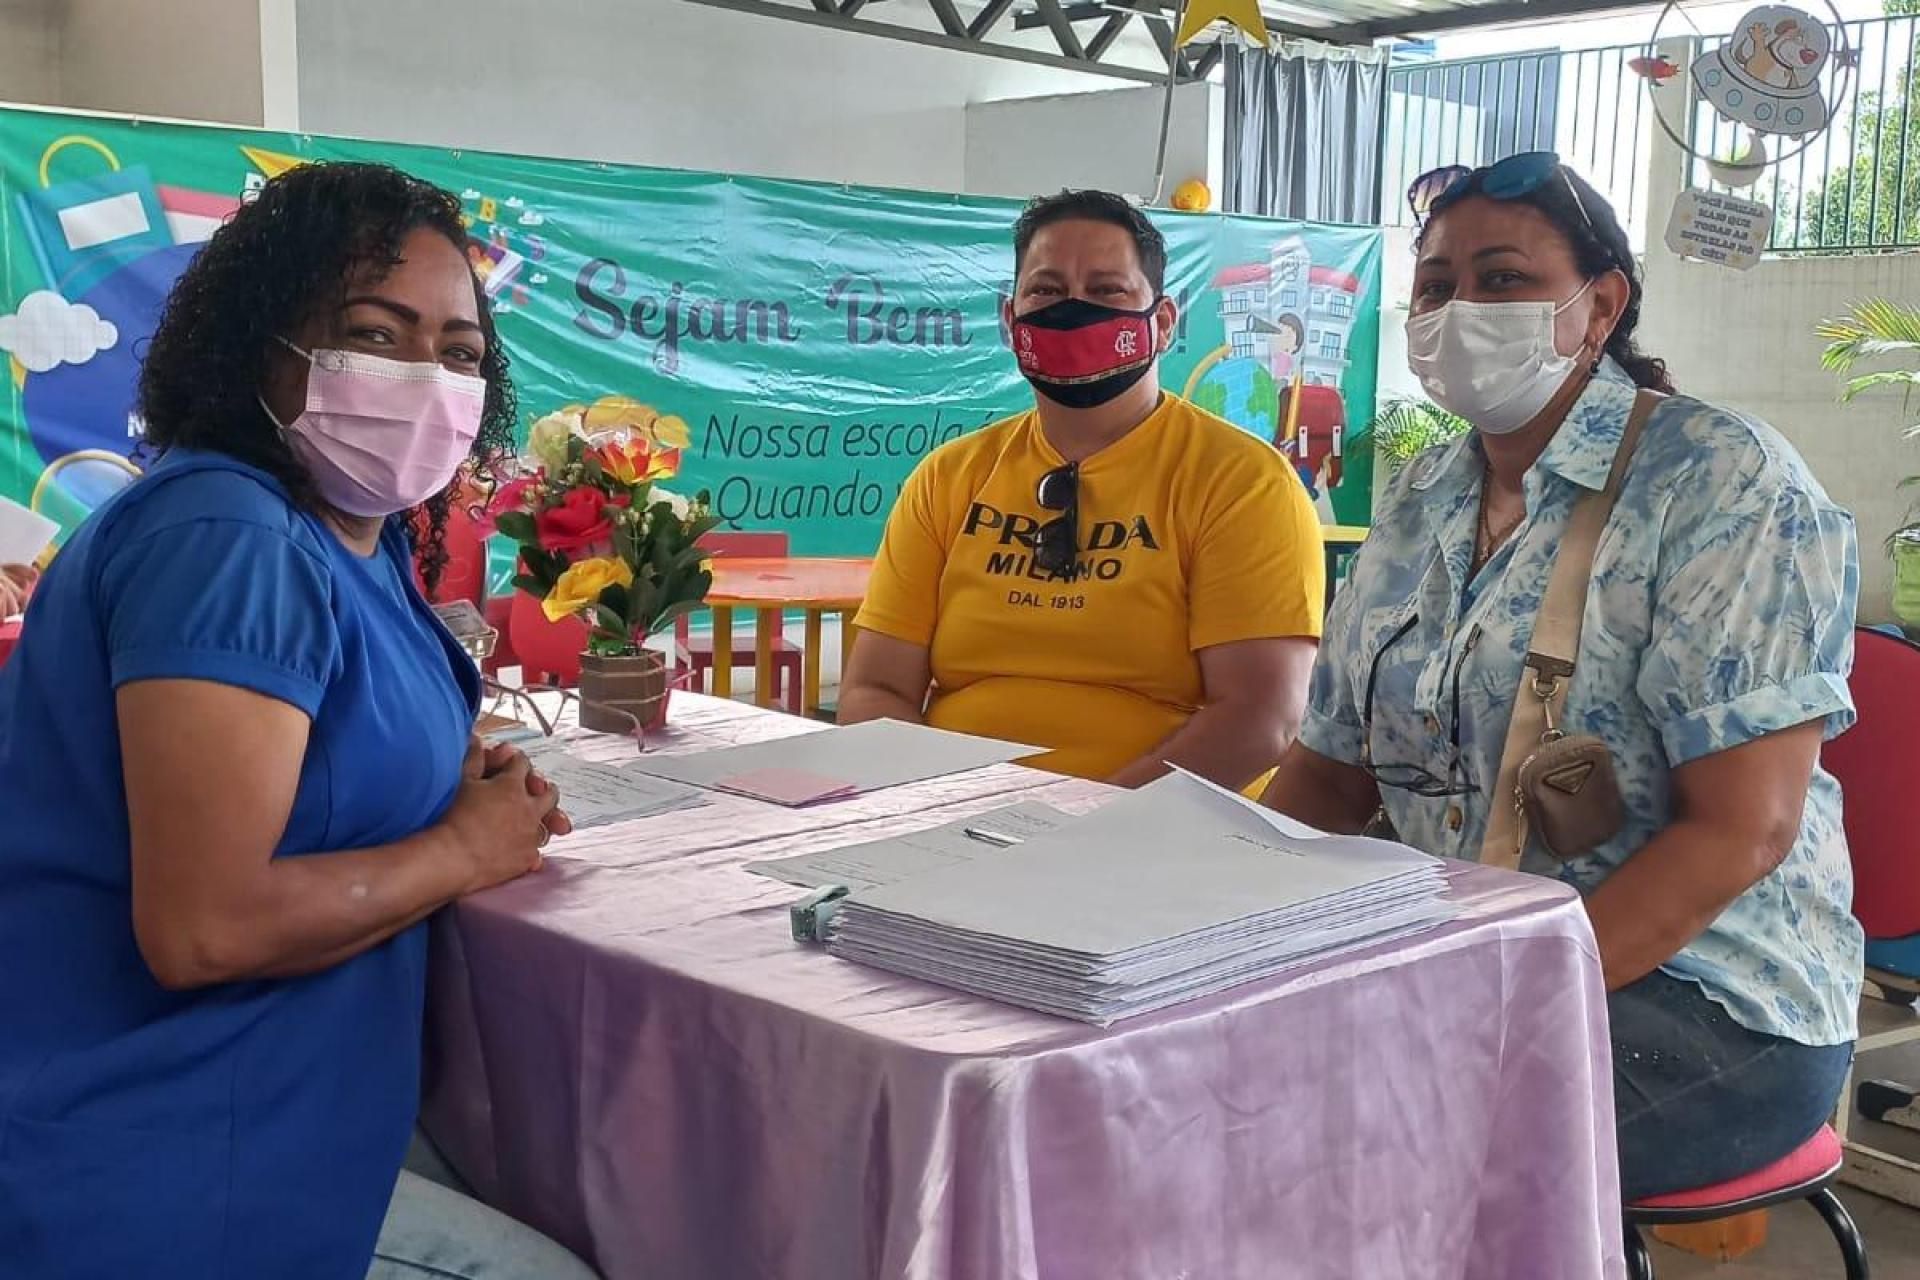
[1224,43,1385,224]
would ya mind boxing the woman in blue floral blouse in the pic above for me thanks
[1262,154,1861,1199]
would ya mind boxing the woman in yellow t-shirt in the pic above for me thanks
[842,190,1324,790]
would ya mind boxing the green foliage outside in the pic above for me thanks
[1777,4,1920,248]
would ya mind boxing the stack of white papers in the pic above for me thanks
[634,719,1040,806]
[825,769,1453,1025]
[747,801,1075,892]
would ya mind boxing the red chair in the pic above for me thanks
[675,530,802,715]
[1826,626,1920,986]
[1621,628,1914,1276]
[1624,1126,1864,1279]
[410,487,489,608]
[508,588,586,688]
[1822,625,1920,1211]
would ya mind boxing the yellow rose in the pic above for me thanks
[584,395,657,438]
[527,408,584,474]
[651,414,692,450]
[542,556,634,622]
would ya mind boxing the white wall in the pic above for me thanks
[55,0,264,124]
[964,82,1221,204]
[10,0,1200,200]
[1640,242,1919,629]
[294,0,1154,195]
[0,0,62,107]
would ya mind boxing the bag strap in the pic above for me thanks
[1480,389,1661,869]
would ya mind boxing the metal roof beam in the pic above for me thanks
[1032,0,1089,59]
[967,0,1017,37]
[683,0,1191,84]
[925,0,968,35]
[1087,10,1134,60]
[1012,0,1360,43]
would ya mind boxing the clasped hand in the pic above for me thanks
[441,738,575,892]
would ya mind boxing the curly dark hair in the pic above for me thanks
[1418,164,1674,395]
[137,161,517,593]
[1013,189,1168,294]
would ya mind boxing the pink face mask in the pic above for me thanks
[264,339,486,518]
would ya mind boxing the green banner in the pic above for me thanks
[0,104,1382,559]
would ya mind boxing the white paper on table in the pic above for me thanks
[633,718,1041,799]
[0,496,57,567]
[517,745,709,830]
[746,801,1074,892]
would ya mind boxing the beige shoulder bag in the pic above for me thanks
[1480,390,1660,869]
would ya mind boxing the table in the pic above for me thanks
[1323,523,1368,605]
[705,557,873,715]
[422,695,1622,1280]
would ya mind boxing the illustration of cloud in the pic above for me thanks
[505,196,525,208]
[462,188,482,200]
[518,210,545,227]
[0,290,119,374]
[529,272,550,285]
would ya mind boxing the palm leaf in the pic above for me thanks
[1839,369,1920,403]
[1368,397,1472,469]
[1818,299,1920,372]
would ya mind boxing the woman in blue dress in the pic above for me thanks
[1262,155,1861,1200]
[0,163,595,1277]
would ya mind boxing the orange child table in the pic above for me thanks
[704,557,873,715]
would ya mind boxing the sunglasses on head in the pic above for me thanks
[1407,151,1595,233]
[1025,462,1079,579]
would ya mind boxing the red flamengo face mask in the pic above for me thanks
[1011,297,1162,409]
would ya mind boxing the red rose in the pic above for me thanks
[476,472,544,536]
[535,487,630,553]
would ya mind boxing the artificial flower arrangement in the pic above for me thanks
[486,395,721,729]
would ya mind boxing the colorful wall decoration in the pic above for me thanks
[0,104,1383,557]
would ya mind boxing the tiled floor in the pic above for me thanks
[1648,1032,1920,1278]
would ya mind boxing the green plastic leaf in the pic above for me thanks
[649,599,704,635]
[493,511,538,544]
[593,604,626,637]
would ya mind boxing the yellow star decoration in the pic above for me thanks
[240,146,307,179]
[1174,0,1270,49]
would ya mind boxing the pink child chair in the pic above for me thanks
[675,531,802,715]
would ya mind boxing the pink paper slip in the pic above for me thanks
[714,767,860,807]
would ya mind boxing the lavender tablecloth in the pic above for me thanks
[422,695,1622,1280]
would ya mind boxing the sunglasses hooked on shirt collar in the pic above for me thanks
[1359,613,1480,800]
[1025,462,1079,579]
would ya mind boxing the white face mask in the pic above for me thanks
[1404,280,1594,435]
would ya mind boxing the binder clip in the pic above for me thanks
[790,884,850,944]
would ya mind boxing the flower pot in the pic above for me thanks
[579,649,669,734]
[1894,534,1920,632]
